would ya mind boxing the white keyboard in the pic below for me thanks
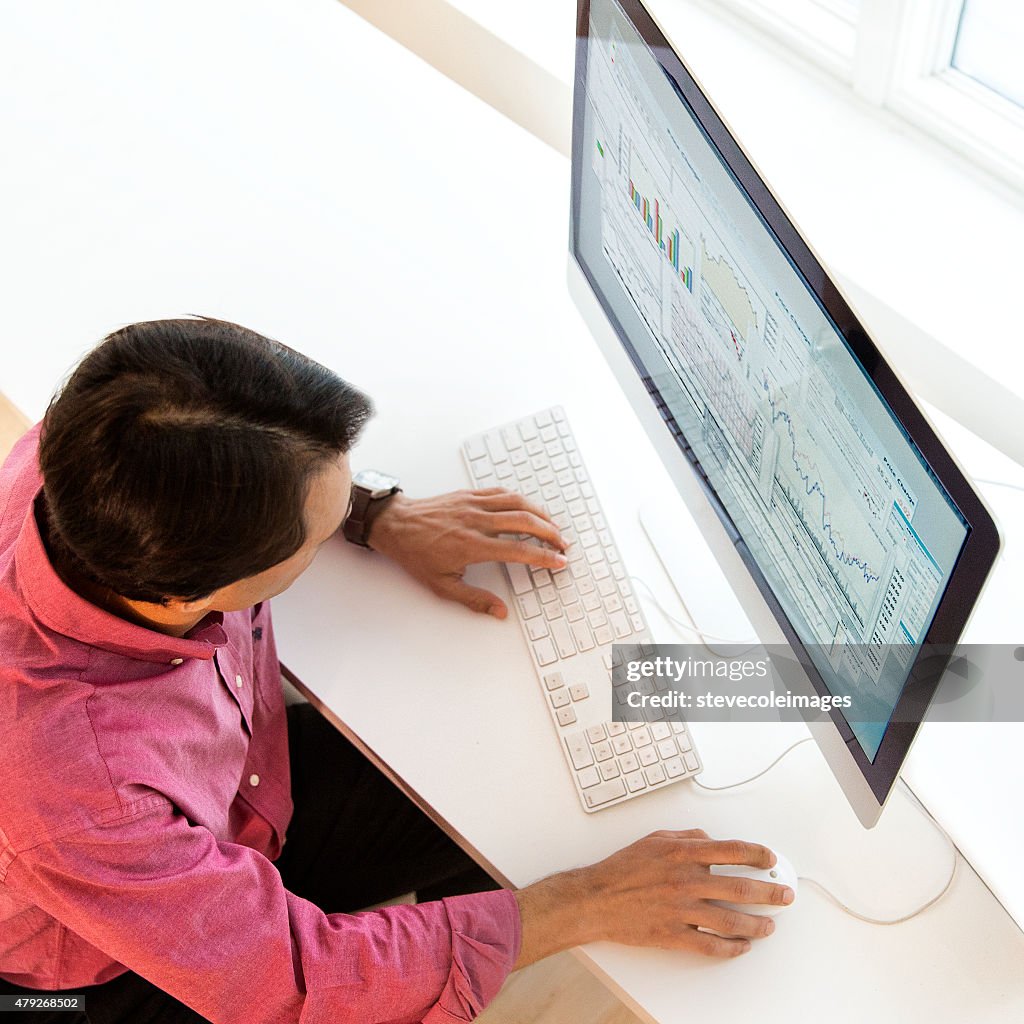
[462,406,702,812]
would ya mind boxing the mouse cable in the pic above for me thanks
[692,736,959,925]
[630,576,759,652]
[629,575,961,922]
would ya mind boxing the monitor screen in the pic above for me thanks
[572,0,973,764]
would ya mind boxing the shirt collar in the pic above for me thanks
[16,487,227,664]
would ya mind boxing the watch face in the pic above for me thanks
[354,469,399,497]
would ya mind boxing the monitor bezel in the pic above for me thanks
[570,0,1001,809]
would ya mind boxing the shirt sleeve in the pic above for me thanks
[8,801,521,1024]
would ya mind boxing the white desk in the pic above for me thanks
[4,2,1023,1021]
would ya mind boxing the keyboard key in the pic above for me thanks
[519,419,539,441]
[593,563,611,581]
[495,463,514,480]
[570,619,594,652]
[631,614,645,632]
[535,409,553,427]
[610,611,632,639]
[551,454,569,471]
[676,733,692,753]
[553,570,573,590]
[540,424,557,442]
[582,592,601,612]
[507,563,532,595]
[533,638,557,666]
[543,672,564,691]
[632,727,652,747]
[556,706,577,727]
[577,577,596,596]
[599,760,621,780]
[485,432,506,464]
[550,619,576,658]
[566,732,594,769]
[526,439,544,456]
[569,683,589,702]
[612,734,632,755]
[657,739,677,759]
[620,752,640,774]
[565,602,585,622]
[559,585,579,606]
[577,765,600,789]
[638,746,658,767]
[583,777,627,808]
[537,584,557,604]
[651,723,671,741]
[544,602,563,621]
[625,770,647,793]
[593,741,614,762]
[558,420,571,437]
[597,577,616,597]
[518,593,542,619]
[502,426,522,451]
[664,756,686,778]
[671,722,687,734]
[526,618,549,641]
[594,625,613,645]
[465,436,487,460]
[586,725,606,744]
[604,593,623,614]
[645,764,667,786]
[625,596,639,614]
[607,722,626,736]
[551,687,571,709]
[684,752,700,772]
[587,609,607,630]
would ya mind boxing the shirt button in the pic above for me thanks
[249,774,260,788]
[234,674,244,688]
[170,658,184,666]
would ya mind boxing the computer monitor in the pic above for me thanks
[568,0,1001,826]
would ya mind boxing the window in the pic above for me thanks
[952,0,1024,109]
[692,0,1024,192]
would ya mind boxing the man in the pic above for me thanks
[0,318,792,1024]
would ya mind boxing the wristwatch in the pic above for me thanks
[342,469,402,548]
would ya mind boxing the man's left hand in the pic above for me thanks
[365,488,569,618]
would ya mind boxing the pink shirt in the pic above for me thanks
[0,425,520,1022]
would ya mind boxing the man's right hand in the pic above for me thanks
[513,829,795,966]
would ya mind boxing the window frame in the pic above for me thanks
[688,0,1024,193]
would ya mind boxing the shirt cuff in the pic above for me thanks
[422,889,521,1023]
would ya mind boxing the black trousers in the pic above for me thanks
[0,702,496,1023]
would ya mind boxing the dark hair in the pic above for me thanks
[39,318,372,603]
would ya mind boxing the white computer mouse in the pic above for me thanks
[709,850,798,916]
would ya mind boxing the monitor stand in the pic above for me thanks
[639,489,754,644]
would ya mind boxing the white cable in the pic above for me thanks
[691,737,814,791]
[690,738,959,925]
[629,575,760,652]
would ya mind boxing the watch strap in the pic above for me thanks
[343,485,401,548]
